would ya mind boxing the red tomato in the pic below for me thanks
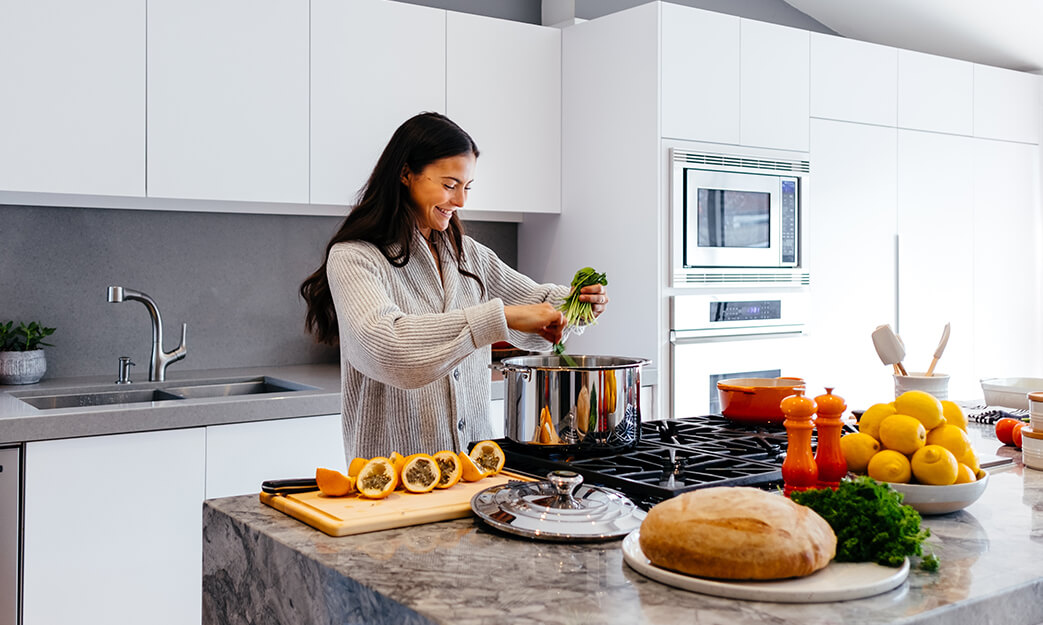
[996,417,1021,445]
[1012,422,1026,449]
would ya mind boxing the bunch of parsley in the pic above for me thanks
[790,475,933,569]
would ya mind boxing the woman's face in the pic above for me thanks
[403,153,476,237]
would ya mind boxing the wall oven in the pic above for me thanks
[671,146,810,287]
[670,291,809,418]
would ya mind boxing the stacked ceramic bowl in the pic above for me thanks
[1023,392,1043,471]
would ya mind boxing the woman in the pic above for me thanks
[300,112,608,460]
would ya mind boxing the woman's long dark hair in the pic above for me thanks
[300,112,483,345]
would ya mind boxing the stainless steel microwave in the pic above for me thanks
[670,147,810,287]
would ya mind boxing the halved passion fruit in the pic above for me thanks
[356,457,399,499]
[458,450,491,482]
[315,467,354,497]
[399,453,442,494]
[469,440,506,476]
[347,457,368,478]
[432,450,463,489]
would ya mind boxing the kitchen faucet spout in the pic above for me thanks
[106,286,187,381]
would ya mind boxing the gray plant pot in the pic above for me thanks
[0,349,47,385]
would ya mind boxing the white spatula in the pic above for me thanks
[925,322,951,377]
[872,324,908,376]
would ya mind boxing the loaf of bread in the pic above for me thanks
[638,486,836,580]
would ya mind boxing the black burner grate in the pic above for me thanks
[498,415,828,509]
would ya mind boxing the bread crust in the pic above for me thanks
[638,487,836,580]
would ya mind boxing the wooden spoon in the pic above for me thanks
[925,323,951,377]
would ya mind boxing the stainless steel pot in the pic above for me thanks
[490,355,651,455]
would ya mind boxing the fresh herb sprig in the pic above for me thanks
[552,267,607,366]
[557,267,607,328]
[790,475,932,568]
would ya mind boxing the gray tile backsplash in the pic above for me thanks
[1,205,517,379]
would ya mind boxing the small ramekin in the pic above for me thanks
[1021,426,1043,471]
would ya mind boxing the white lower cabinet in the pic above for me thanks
[489,399,505,439]
[23,429,207,625]
[21,414,345,625]
[205,414,346,499]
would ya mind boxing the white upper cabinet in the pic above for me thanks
[0,0,144,197]
[740,19,810,152]
[972,139,1042,377]
[446,12,561,214]
[973,65,1041,144]
[896,130,978,399]
[898,50,973,135]
[147,0,309,203]
[810,34,897,126]
[661,4,740,144]
[806,119,898,409]
[311,0,446,207]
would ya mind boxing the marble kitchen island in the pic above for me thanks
[202,428,1043,625]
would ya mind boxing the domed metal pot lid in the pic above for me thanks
[471,470,646,542]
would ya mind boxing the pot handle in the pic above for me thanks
[489,361,532,381]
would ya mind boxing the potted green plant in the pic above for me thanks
[0,321,56,384]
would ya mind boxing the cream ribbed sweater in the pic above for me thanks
[326,230,569,460]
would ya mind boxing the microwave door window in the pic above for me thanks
[697,189,770,248]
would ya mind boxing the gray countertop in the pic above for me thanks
[0,363,345,444]
[201,421,1043,625]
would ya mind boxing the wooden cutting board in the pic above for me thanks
[259,471,533,537]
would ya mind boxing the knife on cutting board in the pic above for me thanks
[261,478,318,495]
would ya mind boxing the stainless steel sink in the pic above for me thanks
[164,378,309,399]
[19,388,183,410]
[12,376,317,410]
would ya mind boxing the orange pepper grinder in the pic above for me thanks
[781,389,818,497]
[814,387,848,489]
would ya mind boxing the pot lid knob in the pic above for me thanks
[546,470,585,509]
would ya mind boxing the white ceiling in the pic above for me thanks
[782,0,1043,73]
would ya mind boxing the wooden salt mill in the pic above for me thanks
[814,387,848,489]
[781,389,818,497]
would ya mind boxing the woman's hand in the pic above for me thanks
[504,303,567,345]
[577,284,609,319]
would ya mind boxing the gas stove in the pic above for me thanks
[498,414,834,510]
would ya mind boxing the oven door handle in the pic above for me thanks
[670,328,805,344]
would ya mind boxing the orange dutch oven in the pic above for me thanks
[716,377,806,423]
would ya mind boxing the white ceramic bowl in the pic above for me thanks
[887,472,989,515]
[980,378,1043,410]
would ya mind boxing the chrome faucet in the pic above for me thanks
[106,286,187,381]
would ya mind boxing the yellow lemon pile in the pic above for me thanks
[839,391,982,485]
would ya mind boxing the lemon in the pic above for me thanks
[941,400,968,431]
[894,390,946,430]
[925,424,972,460]
[911,445,959,485]
[958,447,981,474]
[954,463,977,484]
[878,414,927,455]
[858,403,897,440]
[867,449,912,483]
[839,432,881,473]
